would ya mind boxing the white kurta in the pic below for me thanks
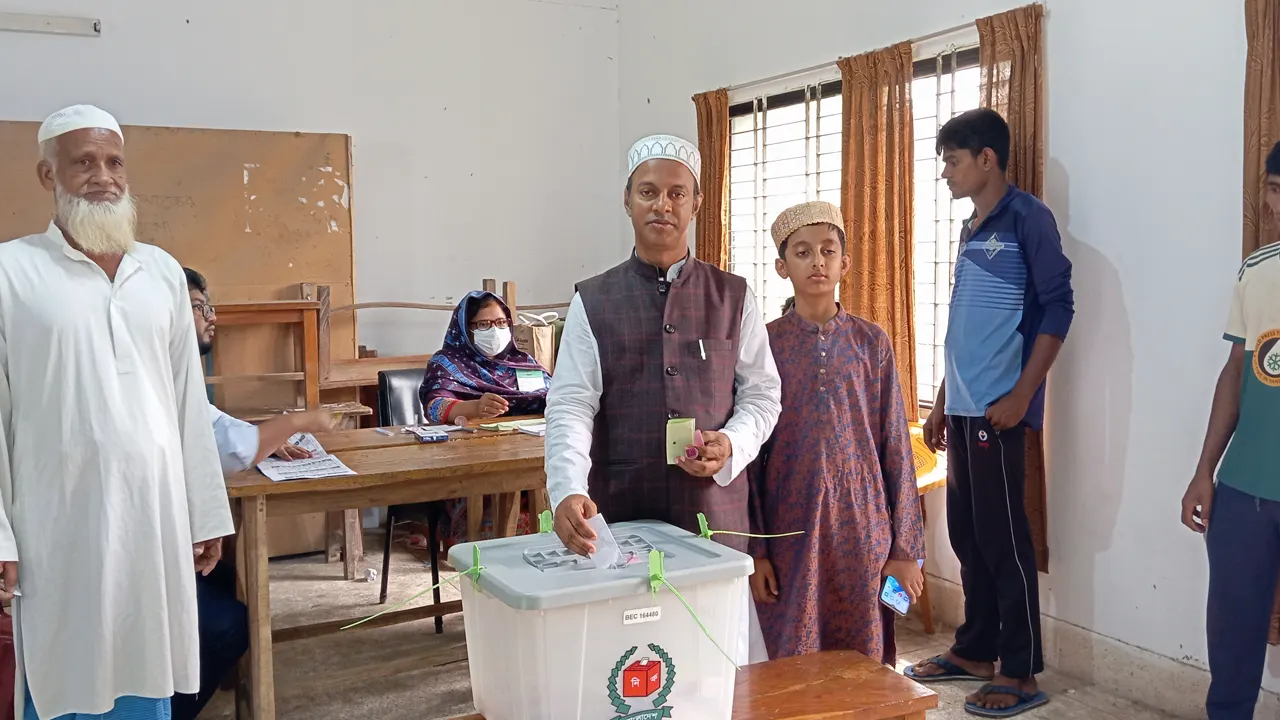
[0,223,234,718]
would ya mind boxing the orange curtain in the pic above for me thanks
[978,4,1049,572]
[837,43,919,424]
[1245,0,1280,258]
[693,88,731,269]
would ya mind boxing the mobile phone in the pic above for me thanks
[880,575,912,616]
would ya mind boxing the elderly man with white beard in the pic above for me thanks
[0,105,233,720]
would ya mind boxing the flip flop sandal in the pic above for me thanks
[903,655,995,683]
[963,683,1050,717]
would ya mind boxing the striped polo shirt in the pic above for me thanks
[943,185,1075,429]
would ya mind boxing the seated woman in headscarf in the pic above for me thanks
[419,290,552,546]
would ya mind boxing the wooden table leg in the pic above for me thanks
[466,495,484,541]
[529,488,549,525]
[240,494,276,720]
[494,492,520,538]
[918,503,935,635]
[325,510,344,563]
[342,509,363,580]
[233,499,249,720]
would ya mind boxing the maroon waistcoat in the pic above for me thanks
[576,253,749,552]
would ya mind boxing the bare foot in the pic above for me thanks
[908,651,994,679]
[966,674,1039,711]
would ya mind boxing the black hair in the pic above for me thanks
[782,296,795,314]
[183,267,207,295]
[777,223,846,259]
[1267,141,1280,177]
[936,108,1011,172]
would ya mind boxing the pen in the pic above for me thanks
[699,339,706,360]
[374,428,395,436]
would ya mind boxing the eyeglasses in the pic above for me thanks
[468,318,510,331]
[192,302,216,320]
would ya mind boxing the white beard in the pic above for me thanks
[55,186,137,255]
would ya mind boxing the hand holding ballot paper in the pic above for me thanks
[256,432,356,482]
[669,417,733,479]
[554,417,736,557]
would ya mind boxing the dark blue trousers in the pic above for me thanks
[1206,482,1280,720]
[171,563,248,720]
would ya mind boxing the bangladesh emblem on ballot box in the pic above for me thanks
[607,643,675,719]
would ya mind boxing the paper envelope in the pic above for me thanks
[666,418,697,465]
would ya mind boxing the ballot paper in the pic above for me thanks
[585,514,621,569]
[256,432,356,482]
[666,417,697,465]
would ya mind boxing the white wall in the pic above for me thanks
[0,0,621,356]
[620,0,1259,689]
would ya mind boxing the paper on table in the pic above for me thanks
[584,514,620,569]
[403,424,466,433]
[666,418,696,465]
[517,423,546,437]
[258,456,355,482]
[257,432,357,482]
[477,418,547,432]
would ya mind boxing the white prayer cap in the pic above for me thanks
[37,104,123,146]
[627,134,700,184]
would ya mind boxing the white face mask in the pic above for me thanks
[473,326,512,357]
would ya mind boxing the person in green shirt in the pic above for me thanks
[1182,140,1280,720]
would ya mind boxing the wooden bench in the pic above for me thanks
[449,649,937,720]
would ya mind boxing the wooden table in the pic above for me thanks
[449,650,936,720]
[310,418,547,576]
[226,430,547,720]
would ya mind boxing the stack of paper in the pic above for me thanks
[406,426,450,443]
[517,423,547,437]
[256,432,356,483]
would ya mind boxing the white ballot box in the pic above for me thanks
[448,520,752,720]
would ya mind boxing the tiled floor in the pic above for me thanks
[201,537,1182,719]
[894,617,1179,719]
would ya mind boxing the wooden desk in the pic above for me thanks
[732,651,937,719]
[227,432,547,720]
[309,417,548,576]
[448,650,936,720]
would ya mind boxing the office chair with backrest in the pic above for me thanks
[376,368,445,633]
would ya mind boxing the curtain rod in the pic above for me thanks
[725,18,976,92]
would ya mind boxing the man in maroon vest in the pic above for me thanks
[545,133,781,564]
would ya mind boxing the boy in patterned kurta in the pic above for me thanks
[749,201,926,665]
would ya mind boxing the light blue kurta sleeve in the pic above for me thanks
[207,404,260,478]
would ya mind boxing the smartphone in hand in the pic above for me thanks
[880,576,912,616]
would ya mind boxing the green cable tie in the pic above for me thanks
[647,549,739,670]
[342,546,485,631]
[538,509,554,533]
[696,512,804,541]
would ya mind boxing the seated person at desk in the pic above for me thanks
[420,290,551,547]
[176,267,336,720]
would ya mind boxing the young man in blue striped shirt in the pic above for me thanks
[1182,140,1280,720]
[906,109,1074,718]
